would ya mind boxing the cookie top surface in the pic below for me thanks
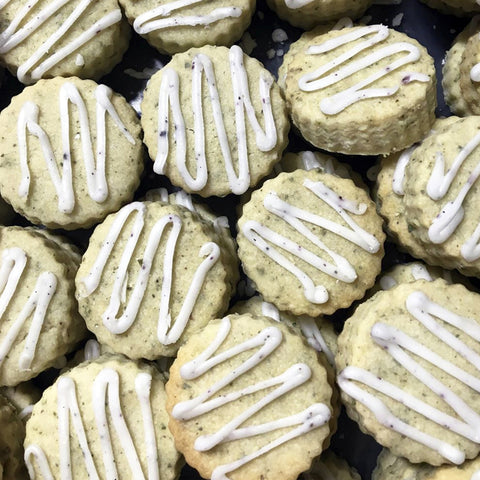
[166,313,334,480]
[337,279,480,465]
[237,169,385,316]
[141,45,289,197]
[0,76,144,229]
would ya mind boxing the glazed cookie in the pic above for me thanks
[0,0,130,84]
[0,77,144,230]
[337,279,480,465]
[76,201,236,359]
[303,450,361,480]
[118,0,255,55]
[0,393,28,480]
[141,45,289,197]
[265,0,371,30]
[24,354,182,480]
[402,116,480,275]
[373,448,480,480]
[443,16,480,115]
[166,313,335,480]
[283,25,436,155]
[237,169,385,317]
[0,226,85,386]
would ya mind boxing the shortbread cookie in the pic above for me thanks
[303,450,361,480]
[166,313,335,480]
[0,393,28,480]
[373,448,480,480]
[118,0,255,55]
[24,354,182,480]
[337,279,480,465]
[76,201,235,359]
[237,169,385,317]
[141,45,289,197]
[0,0,130,84]
[0,381,41,422]
[283,25,436,155]
[0,226,85,386]
[266,0,371,30]
[443,16,480,115]
[0,77,144,230]
[402,116,480,275]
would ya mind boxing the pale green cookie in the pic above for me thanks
[24,355,182,480]
[0,226,86,386]
[337,279,480,465]
[118,0,255,55]
[141,45,289,197]
[0,77,144,230]
[76,201,235,359]
[283,25,436,155]
[0,0,130,84]
[237,169,385,317]
[166,313,335,480]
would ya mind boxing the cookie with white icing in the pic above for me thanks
[118,0,255,55]
[166,313,335,480]
[0,0,130,84]
[373,448,480,480]
[0,226,86,386]
[283,25,436,155]
[237,169,385,317]
[303,450,361,480]
[0,77,144,230]
[24,354,182,480]
[76,201,236,359]
[337,279,480,465]
[265,0,371,30]
[141,45,289,197]
[443,16,480,116]
[0,393,28,480]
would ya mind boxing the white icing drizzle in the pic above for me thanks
[260,300,281,321]
[0,247,57,371]
[83,339,101,361]
[241,178,380,304]
[298,24,430,115]
[78,201,220,345]
[337,290,480,464]
[24,368,158,480]
[410,263,433,281]
[0,0,122,84]
[284,0,314,9]
[154,45,277,195]
[17,81,135,213]
[392,145,417,195]
[472,469,480,480]
[133,0,242,34]
[172,317,331,480]
[426,129,480,261]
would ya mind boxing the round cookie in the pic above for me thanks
[265,0,371,30]
[303,450,361,480]
[0,226,86,386]
[24,354,182,480]
[76,201,236,359]
[0,76,144,230]
[0,393,28,480]
[141,45,289,197]
[283,25,437,155]
[166,313,335,480]
[118,0,255,55]
[337,279,480,465]
[0,0,130,84]
[237,169,385,317]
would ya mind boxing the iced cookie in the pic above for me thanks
[0,0,130,84]
[283,25,436,155]
[141,45,289,197]
[76,201,236,359]
[0,393,28,480]
[0,77,144,230]
[0,226,85,386]
[303,450,361,480]
[118,0,255,55]
[24,354,182,480]
[166,313,335,480]
[237,169,385,317]
[337,279,480,465]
